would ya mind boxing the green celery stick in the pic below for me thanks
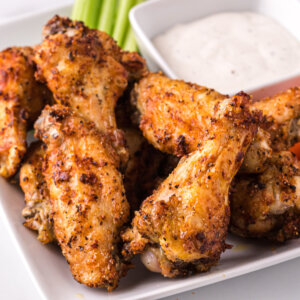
[123,27,137,52]
[123,0,144,51]
[71,0,87,21]
[112,0,135,46]
[81,0,102,28]
[98,0,118,34]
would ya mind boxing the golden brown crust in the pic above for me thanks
[34,20,129,163]
[230,151,300,242]
[231,88,300,241]
[42,15,148,81]
[0,47,47,178]
[35,105,130,291]
[34,15,148,165]
[132,72,231,156]
[123,81,258,277]
[252,87,300,151]
[20,141,54,244]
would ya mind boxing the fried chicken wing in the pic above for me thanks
[123,128,178,212]
[34,105,130,291]
[115,97,177,212]
[253,87,300,151]
[34,16,147,163]
[42,15,148,81]
[132,74,300,176]
[20,141,54,244]
[0,47,47,177]
[239,127,272,173]
[241,87,300,173]
[230,151,300,242]
[230,88,300,241]
[122,93,258,276]
[132,72,230,156]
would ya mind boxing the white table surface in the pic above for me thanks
[1,1,300,300]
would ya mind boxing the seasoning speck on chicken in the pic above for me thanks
[34,105,130,291]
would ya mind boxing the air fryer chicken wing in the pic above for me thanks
[133,74,300,175]
[123,92,258,276]
[34,16,147,163]
[35,105,130,291]
[0,47,47,177]
[116,96,177,212]
[20,141,54,244]
[132,72,230,156]
[230,88,300,241]
[241,87,300,173]
[253,87,300,151]
[230,151,300,241]
[42,15,148,81]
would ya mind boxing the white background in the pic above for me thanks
[0,1,300,299]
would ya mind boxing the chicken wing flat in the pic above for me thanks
[122,93,258,277]
[0,47,46,177]
[132,72,230,156]
[34,105,130,291]
[20,141,54,244]
[230,151,300,242]
[34,16,147,163]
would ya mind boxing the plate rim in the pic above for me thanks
[1,4,300,300]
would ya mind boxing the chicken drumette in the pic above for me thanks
[34,16,147,164]
[35,105,130,290]
[0,47,47,178]
[123,85,258,276]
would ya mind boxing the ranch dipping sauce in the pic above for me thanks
[153,12,300,94]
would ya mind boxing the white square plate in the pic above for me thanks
[1,3,300,300]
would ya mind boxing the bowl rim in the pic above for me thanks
[129,0,300,95]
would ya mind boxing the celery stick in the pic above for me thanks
[123,0,144,51]
[112,0,135,46]
[123,27,137,52]
[82,0,102,28]
[98,0,118,34]
[71,0,86,20]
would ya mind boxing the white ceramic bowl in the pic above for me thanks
[130,0,300,95]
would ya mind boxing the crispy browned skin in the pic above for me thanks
[241,88,300,173]
[35,105,130,291]
[42,15,148,81]
[132,72,230,157]
[123,127,177,212]
[0,47,46,177]
[253,87,300,151]
[230,88,300,241]
[230,151,300,242]
[132,74,300,175]
[116,95,178,212]
[123,93,258,277]
[20,142,54,244]
[34,16,147,163]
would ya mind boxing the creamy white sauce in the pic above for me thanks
[153,12,300,94]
